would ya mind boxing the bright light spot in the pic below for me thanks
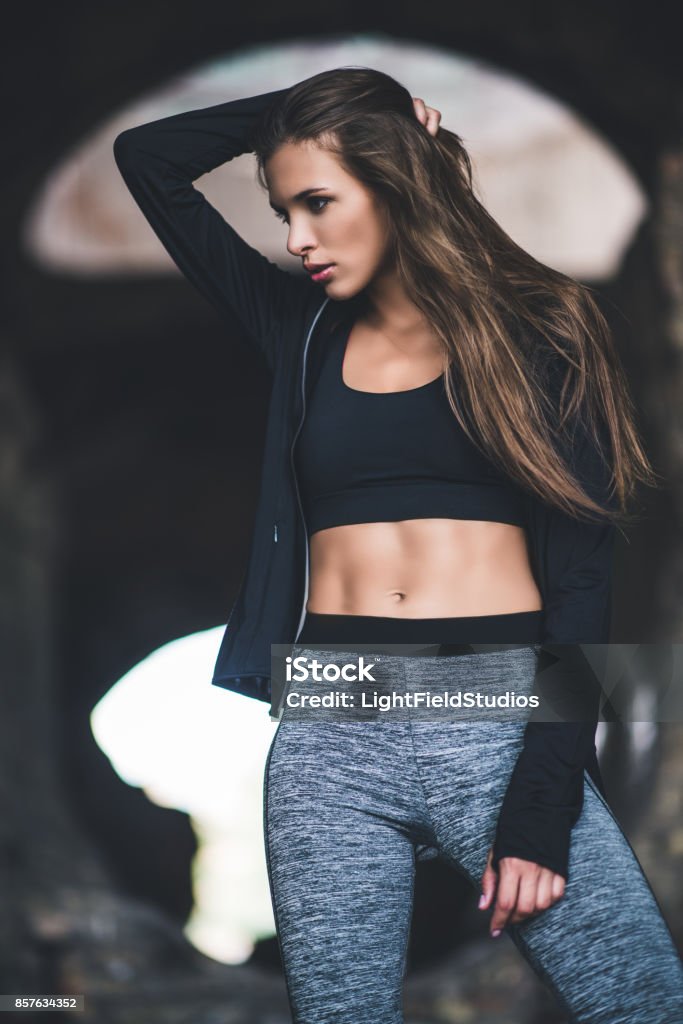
[91,627,279,964]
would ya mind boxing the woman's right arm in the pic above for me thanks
[113,87,314,370]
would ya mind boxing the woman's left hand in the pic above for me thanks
[412,97,442,137]
[479,846,566,936]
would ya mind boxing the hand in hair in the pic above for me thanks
[412,96,442,136]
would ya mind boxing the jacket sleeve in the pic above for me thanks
[491,645,607,879]
[112,86,314,371]
[492,357,617,880]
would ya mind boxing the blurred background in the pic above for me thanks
[3,3,683,1021]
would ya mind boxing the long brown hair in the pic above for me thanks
[251,66,659,526]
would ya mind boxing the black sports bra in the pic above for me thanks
[294,318,528,537]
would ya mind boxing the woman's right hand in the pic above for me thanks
[412,97,442,137]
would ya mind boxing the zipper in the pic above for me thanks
[291,297,331,643]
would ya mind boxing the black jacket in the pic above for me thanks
[113,84,618,881]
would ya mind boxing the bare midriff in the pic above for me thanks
[306,518,543,618]
[306,318,544,618]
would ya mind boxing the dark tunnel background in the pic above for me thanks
[3,3,683,1021]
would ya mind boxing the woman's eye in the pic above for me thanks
[273,197,330,225]
[308,196,330,213]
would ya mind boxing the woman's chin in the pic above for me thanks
[320,277,345,297]
[324,276,365,301]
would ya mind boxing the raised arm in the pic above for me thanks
[112,86,315,370]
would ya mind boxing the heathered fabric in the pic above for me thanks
[263,645,683,1024]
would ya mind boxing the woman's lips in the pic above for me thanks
[310,264,335,282]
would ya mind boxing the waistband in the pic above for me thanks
[298,609,544,651]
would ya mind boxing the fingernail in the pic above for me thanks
[478,894,486,909]
[491,929,501,938]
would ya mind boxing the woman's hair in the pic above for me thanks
[250,66,659,525]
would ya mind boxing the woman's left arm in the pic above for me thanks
[490,642,609,878]
[483,361,618,932]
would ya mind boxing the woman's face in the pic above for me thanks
[264,140,393,299]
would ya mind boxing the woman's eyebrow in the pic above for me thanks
[269,186,330,211]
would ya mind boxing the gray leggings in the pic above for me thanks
[263,645,683,1023]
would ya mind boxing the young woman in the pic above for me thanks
[114,66,683,1022]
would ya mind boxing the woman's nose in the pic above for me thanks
[286,222,317,258]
